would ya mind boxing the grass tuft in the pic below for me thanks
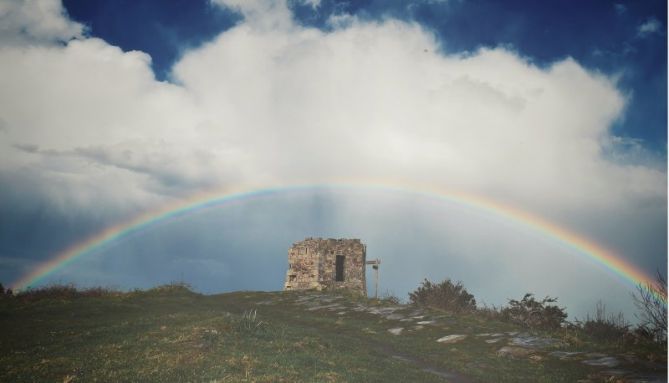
[236,309,266,335]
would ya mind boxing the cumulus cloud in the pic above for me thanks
[0,0,665,301]
[0,0,84,45]
[171,8,664,215]
[0,0,663,214]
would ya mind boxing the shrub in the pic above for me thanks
[146,282,194,295]
[633,270,667,344]
[15,284,118,301]
[17,284,79,301]
[409,278,476,313]
[501,293,567,330]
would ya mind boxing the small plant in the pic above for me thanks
[501,293,567,330]
[409,278,476,313]
[236,309,266,334]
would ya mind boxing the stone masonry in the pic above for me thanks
[284,238,367,295]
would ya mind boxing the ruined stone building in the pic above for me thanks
[284,238,367,295]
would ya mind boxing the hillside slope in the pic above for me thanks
[0,286,666,382]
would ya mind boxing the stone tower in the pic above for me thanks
[284,238,366,295]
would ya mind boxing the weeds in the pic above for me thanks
[579,301,630,343]
[236,309,266,334]
[477,302,504,321]
[378,290,401,305]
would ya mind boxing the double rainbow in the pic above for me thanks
[11,182,665,303]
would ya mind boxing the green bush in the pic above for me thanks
[408,278,476,313]
[501,293,567,330]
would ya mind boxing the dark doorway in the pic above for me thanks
[335,255,345,281]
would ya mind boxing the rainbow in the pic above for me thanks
[11,182,665,303]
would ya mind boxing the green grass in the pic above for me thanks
[0,285,665,382]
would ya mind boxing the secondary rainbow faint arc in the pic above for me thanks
[11,182,665,303]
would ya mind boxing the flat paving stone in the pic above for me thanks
[582,356,620,367]
[417,320,436,325]
[437,334,467,344]
[509,333,559,348]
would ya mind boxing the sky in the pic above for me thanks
[0,0,666,321]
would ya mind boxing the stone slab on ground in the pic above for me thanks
[509,333,559,348]
[582,356,620,368]
[437,334,467,344]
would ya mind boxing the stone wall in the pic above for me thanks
[284,238,366,295]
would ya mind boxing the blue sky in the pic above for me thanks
[0,0,666,320]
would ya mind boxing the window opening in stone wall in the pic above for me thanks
[335,255,345,282]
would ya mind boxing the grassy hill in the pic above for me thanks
[0,285,666,382]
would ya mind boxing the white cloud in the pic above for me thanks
[637,18,661,37]
[0,0,665,288]
[210,0,293,31]
[0,0,84,45]
[300,0,321,10]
